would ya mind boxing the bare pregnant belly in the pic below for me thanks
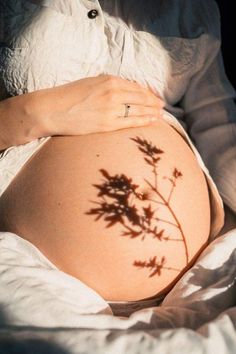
[0,118,211,301]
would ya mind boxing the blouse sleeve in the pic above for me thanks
[179,0,236,214]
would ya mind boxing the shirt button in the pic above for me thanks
[87,9,99,19]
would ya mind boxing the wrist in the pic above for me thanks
[26,87,68,137]
[21,89,54,139]
[4,92,50,148]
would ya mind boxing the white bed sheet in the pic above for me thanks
[0,227,236,353]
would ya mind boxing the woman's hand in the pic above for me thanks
[33,74,165,136]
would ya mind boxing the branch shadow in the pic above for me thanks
[85,135,187,279]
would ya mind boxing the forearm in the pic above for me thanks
[0,77,100,151]
[0,90,53,151]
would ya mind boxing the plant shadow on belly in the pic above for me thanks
[85,136,188,279]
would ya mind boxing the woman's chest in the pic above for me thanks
[0,0,202,105]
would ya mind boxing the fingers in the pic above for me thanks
[118,89,165,109]
[98,74,165,107]
[96,74,165,131]
[116,103,163,118]
[114,114,159,129]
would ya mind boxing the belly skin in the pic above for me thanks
[0,118,211,301]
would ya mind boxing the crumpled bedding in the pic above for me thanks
[0,227,236,354]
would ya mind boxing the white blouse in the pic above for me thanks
[0,0,235,228]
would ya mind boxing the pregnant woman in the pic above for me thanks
[0,0,235,312]
[0,75,223,302]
